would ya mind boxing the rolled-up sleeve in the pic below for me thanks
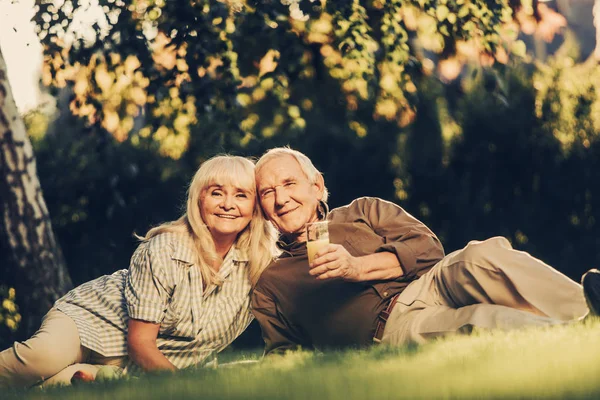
[346,197,444,278]
[125,244,171,323]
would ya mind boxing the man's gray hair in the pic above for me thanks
[256,147,329,203]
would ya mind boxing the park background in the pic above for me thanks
[1,0,600,353]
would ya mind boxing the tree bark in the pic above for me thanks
[0,48,72,337]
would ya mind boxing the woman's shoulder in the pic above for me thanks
[145,231,189,247]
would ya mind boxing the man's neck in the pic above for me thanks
[282,231,307,244]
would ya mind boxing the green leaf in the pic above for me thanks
[436,5,450,21]
[511,40,527,58]
[458,6,470,18]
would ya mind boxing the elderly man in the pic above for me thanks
[252,147,598,354]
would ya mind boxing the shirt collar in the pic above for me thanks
[170,235,197,265]
[277,236,307,257]
[171,235,249,265]
[231,246,249,263]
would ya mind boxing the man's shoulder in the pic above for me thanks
[329,197,391,219]
[254,255,301,291]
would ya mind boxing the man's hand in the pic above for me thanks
[308,244,404,282]
[308,244,364,281]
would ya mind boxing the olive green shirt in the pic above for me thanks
[251,197,445,354]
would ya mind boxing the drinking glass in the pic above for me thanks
[306,221,330,264]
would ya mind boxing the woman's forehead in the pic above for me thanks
[205,179,255,193]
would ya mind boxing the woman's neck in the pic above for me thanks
[213,236,236,263]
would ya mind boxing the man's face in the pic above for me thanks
[256,155,323,242]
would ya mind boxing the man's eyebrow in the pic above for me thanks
[258,185,272,195]
[257,176,299,195]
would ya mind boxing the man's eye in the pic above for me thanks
[261,190,274,198]
[284,182,296,187]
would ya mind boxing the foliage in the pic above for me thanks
[25,108,190,285]
[8,0,595,350]
[396,58,600,280]
[0,286,21,349]
[6,321,600,399]
[33,0,524,157]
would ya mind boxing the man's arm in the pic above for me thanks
[310,246,402,281]
[310,197,444,282]
[251,287,307,355]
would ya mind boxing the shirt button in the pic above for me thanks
[383,291,389,297]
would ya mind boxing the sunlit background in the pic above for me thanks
[1,0,599,350]
[0,0,42,112]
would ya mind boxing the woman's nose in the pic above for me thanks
[221,195,235,209]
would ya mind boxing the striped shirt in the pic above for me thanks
[55,232,253,371]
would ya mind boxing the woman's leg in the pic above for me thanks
[0,308,85,388]
[41,352,128,387]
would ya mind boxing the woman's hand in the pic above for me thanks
[127,319,177,372]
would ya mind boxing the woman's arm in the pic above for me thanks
[127,319,176,372]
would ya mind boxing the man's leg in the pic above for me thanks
[432,236,588,321]
[381,236,588,346]
[0,308,85,388]
[382,303,563,345]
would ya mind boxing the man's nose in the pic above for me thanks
[274,186,289,206]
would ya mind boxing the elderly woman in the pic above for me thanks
[0,155,277,388]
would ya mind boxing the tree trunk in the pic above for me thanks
[0,48,72,338]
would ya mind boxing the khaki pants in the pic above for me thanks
[0,308,126,388]
[382,237,589,345]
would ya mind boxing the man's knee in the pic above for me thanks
[458,237,511,265]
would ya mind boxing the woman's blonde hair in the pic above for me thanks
[139,155,278,287]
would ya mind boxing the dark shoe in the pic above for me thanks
[582,269,600,316]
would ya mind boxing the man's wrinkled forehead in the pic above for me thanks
[255,155,308,188]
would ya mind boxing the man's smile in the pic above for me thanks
[277,207,299,217]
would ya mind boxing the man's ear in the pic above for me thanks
[314,173,325,200]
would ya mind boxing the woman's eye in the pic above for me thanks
[236,193,248,199]
[212,191,223,196]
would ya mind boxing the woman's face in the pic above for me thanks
[200,183,254,244]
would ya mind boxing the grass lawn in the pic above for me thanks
[5,319,600,399]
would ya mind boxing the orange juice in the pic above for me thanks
[307,238,329,264]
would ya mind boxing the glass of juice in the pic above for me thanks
[306,221,329,264]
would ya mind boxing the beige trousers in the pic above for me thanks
[382,237,589,345]
[0,308,126,388]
